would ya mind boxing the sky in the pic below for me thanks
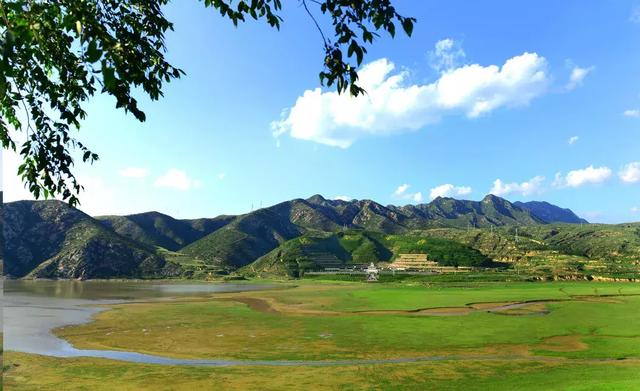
[2,0,640,222]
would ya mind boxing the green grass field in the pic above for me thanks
[4,280,640,389]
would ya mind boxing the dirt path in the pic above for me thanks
[216,293,640,318]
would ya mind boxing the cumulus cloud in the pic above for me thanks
[624,109,640,117]
[568,136,579,145]
[565,65,594,90]
[490,176,545,196]
[619,162,640,183]
[154,169,201,191]
[553,165,612,188]
[272,42,550,148]
[429,38,466,72]
[334,195,353,201]
[393,184,423,202]
[118,167,148,178]
[429,184,472,200]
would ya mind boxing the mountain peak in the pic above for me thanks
[482,194,503,202]
[306,194,327,204]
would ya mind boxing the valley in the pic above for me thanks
[2,194,639,390]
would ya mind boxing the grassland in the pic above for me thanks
[5,280,640,389]
[4,352,640,391]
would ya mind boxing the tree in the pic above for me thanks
[0,1,414,205]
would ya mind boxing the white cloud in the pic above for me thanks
[393,184,423,203]
[565,65,594,90]
[430,38,466,72]
[272,43,550,148]
[568,136,579,145]
[429,184,472,200]
[631,206,639,214]
[394,184,410,196]
[624,109,640,117]
[118,167,148,178]
[553,165,612,188]
[218,172,226,180]
[619,162,640,183]
[154,169,201,191]
[490,176,545,196]
[334,195,353,201]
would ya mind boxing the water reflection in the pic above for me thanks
[3,280,278,365]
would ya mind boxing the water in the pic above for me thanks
[2,280,597,367]
[2,279,289,366]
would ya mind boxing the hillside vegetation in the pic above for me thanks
[4,194,638,280]
[3,200,176,279]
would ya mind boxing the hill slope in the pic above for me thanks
[3,194,593,277]
[183,194,551,268]
[246,223,640,278]
[3,200,177,279]
[244,229,502,277]
[98,212,234,251]
[514,201,588,224]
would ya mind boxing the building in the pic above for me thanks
[389,254,439,271]
[366,262,379,281]
[388,253,473,273]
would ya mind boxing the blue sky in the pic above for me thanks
[2,0,639,222]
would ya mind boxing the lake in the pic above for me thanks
[3,279,477,367]
[2,279,285,366]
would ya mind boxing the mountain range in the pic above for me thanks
[4,192,625,279]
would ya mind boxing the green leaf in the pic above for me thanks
[402,19,414,36]
[102,65,115,89]
[86,40,101,63]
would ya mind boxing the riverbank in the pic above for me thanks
[5,280,640,389]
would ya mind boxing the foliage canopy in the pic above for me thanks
[0,0,414,205]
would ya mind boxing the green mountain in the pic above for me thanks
[98,212,234,251]
[246,223,640,278]
[243,229,501,277]
[3,200,178,279]
[180,199,331,268]
[395,195,545,228]
[182,194,547,268]
[5,194,604,279]
[513,201,588,224]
